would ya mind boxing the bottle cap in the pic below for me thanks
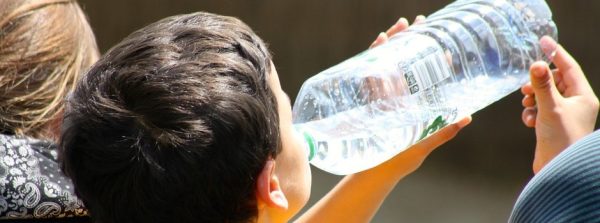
[294,127,315,161]
[302,131,316,161]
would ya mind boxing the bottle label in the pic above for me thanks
[400,46,453,95]
[418,115,448,141]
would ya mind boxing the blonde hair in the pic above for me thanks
[0,0,99,139]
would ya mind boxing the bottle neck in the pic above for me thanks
[294,126,315,161]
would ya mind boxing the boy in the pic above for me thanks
[59,12,469,222]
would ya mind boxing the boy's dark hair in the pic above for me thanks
[60,12,281,223]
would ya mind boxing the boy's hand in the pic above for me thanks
[369,15,425,48]
[367,14,470,174]
[521,36,599,173]
[377,116,472,177]
[298,16,471,223]
[370,15,471,173]
[369,15,426,48]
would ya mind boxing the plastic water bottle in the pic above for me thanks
[292,0,557,175]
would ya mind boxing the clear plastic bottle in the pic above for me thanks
[292,0,558,175]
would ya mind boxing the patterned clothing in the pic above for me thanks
[0,134,87,220]
[510,130,600,223]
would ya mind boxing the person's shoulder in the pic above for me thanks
[510,130,600,223]
[0,134,88,219]
[0,133,58,161]
[540,130,600,174]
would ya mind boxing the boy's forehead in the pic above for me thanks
[267,62,282,90]
[266,63,293,106]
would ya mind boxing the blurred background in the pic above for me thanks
[77,0,600,222]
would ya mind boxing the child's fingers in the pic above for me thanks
[385,17,409,37]
[414,15,426,24]
[372,16,424,49]
[369,32,388,49]
[417,116,471,154]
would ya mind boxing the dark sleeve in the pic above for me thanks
[0,135,88,220]
[510,130,600,223]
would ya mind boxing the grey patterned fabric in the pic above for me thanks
[0,134,86,220]
[510,130,600,223]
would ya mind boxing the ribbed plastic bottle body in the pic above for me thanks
[292,0,557,175]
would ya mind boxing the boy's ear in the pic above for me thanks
[256,160,289,210]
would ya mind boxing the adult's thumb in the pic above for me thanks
[530,61,560,107]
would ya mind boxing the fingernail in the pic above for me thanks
[455,116,472,128]
[526,115,535,126]
[532,65,546,78]
[398,17,408,25]
[540,36,557,61]
[371,33,383,45]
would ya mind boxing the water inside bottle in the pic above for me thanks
[295,74,526,175]
[292,0,557,175]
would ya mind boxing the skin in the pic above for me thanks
[256,16,472,222]
[257,12,599,222]
[255,15,599,223]
[255,61,313,222]
[520,36,599,173]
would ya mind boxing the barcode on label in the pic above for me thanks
[401,47,452,95]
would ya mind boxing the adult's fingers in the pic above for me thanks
[521,83,534,96]
[522,107,537,128]
[530,61,561,108]
[541,36,578,75]
[541,36,592,95]
[522,94,536,107]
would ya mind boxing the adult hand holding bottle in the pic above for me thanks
[521,36,599,173]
